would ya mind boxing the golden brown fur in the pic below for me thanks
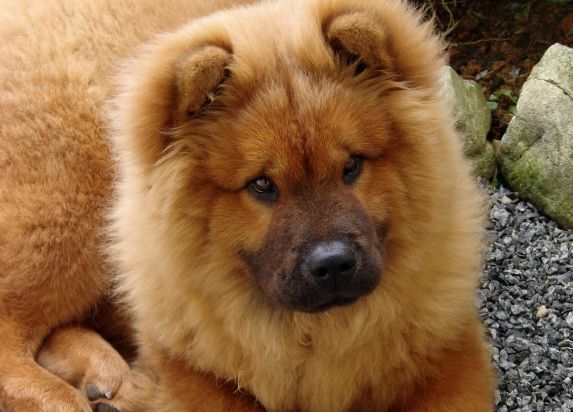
[0,0,495,411]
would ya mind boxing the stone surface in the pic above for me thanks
[498,44,573,229]
[482,184,573,411]
[441,66,495,179]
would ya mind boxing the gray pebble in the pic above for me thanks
[566,312,573,329]
[480,184,573,411]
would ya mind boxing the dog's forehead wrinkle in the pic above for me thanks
[264,95,348,188]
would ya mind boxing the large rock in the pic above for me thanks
[498,44,573,229]
[441,66,495,179]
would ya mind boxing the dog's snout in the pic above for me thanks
[305,241,357,291]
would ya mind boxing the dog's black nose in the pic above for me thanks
[306,241,356,291]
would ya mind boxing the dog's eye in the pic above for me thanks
[343,156,363,184]
[247,176,278,203]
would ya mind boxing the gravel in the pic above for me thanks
[480,184,573,412]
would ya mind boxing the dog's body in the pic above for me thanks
[0,0,495,411]
[0,2,253,410]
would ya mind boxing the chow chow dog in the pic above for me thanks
[0,0,495,410]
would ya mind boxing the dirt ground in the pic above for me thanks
[420,0,573,141]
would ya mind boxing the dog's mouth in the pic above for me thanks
[308,295,359,313]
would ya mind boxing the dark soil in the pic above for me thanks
[421,0,573,140]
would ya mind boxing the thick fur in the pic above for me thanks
[0,0,495,411]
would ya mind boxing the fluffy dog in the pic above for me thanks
[0,0,495,410]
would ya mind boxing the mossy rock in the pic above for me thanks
[498,44,573,228]
[441,66,495,179]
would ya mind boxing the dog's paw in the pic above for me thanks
[80,349,130,407]
[37,326,136,411]
[88,369,156,412]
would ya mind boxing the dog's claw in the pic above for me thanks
[86,383,103,401]
[95,403,120,412]
[87,383,115,402]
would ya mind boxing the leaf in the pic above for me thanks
[508,105,517,115]
[493,88,518,104]
[545,0,573,3]
[567,26,573,36]
[487,101,499,111]
[516,2,532,19]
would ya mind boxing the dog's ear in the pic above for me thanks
[112,28,234,170]
[324,12,393,75]
[174,46,231,122]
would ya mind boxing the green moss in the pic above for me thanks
[501,153,573,228]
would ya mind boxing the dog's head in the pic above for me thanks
[112,0,447,313]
